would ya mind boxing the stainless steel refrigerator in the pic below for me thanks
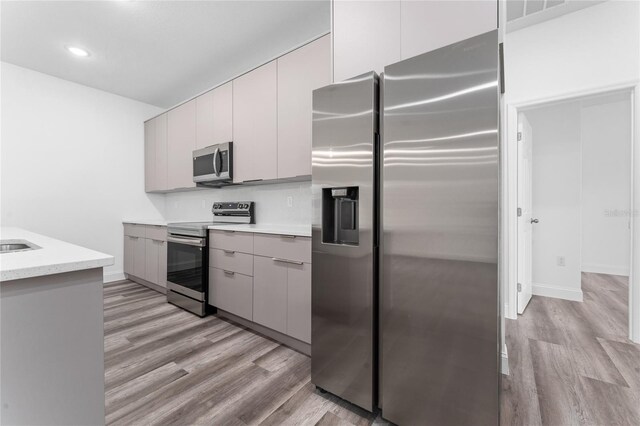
[311,72,379,412]
[311,30,500,425]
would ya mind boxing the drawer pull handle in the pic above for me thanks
[224,230,236,234]
[223,250,236,255]
[152,239,164,243]
[223,270,235,276]
[272,257,303,265]
[281,235,297,239]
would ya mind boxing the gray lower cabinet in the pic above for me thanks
[253,256,288,333]
[253,255,311,344]
[286,262,311,343]
[208,267,253,320]
[123,224,167,290]
[133,236,146,279]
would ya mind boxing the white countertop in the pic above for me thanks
[122,219,167,226]
[207,223,311,237]
[0,228,114,282]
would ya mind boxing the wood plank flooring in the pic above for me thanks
[105,273,639,425]
[502,272,640,426]
[103,281,376,426]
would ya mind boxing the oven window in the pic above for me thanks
[193,153,215,177]
[167,242,204,293]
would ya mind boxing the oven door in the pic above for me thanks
[193,142,232,183]
[166,234,206,301]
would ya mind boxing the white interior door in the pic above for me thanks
[517,113,534,314]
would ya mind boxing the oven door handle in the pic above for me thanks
[167,235,205,247]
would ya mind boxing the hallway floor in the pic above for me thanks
[502,272,640,425]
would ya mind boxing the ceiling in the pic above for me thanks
[506,0,606,32]
[1,1,330,108]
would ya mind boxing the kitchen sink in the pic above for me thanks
[0,240,41,253]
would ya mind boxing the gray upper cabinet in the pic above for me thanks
[168,99,197,190]
[232,61,278,183]
[400,0,497,59]
[144,113,168,192]
[277,35,331,179]
[195,82,233,150]
[333,0,401,81]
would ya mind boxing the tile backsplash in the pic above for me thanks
[163,181,312,225]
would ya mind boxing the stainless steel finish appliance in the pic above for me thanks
[212,201,255,223]
[167,201,255,316]
[381,30,499,425]
[166,222,210,317]
[311,72,379,412]
[193,142,233,187]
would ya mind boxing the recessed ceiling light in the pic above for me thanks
[65,46,90,57]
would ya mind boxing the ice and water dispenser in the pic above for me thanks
[322,187,359,246]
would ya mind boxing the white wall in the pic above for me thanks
[505,0,640,104]
[526,103,583,299]
[581,93,632,276]
[163,181,311,225]
[1,62,164,282]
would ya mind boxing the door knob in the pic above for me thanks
[531,218,539,224]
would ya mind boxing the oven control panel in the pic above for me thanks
[212,201,255,223]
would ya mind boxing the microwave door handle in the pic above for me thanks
[213,147,221,177]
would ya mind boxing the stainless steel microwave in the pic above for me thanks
[193,142,233,187]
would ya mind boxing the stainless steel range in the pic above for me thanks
[166,201,254,316]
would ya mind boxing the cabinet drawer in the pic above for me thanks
[253,234,311,263]
[208,267,253,320]
[209,249,253,276]
[124,223,145,238]
[209,230,253,254]
[145,225,167,241]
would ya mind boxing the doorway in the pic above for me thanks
[515,90,633,316]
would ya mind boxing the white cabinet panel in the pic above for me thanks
[157,240,167,288]
[333,0,401,81]
[144,119,156,192]
[196,90,215,150]
[209,267,253,320]
[232,61,278,183]
[155,114,168,191]
[400,0,497,59]
[253,234,311,264]
[277,35,331,178]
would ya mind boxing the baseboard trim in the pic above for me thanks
[582,264,630,277]
[532,282,583,302]
[501,345,509,376]
[125,274,167,295]
[104,271,126,283]
[216,309,311,356]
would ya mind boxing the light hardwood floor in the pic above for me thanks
[502,272,640,425]
[105,273,639,425]
[103,280,375,425]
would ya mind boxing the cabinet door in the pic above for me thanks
[333,0,401,81]
[287,262,311,343]
[232,61,278,183]
[212,82,233,145]
[209,268,253,320]
[157,240,167,288]
[277,35,331,178]
[196,90,215,150]
[253,256,287,333]
[167,99,197,189]
[123,235,135,276]
[155,113,168,191]
[132,237,146,278]
[400,0,497,59]
[145,238,159,284]
[144,119,156,192]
